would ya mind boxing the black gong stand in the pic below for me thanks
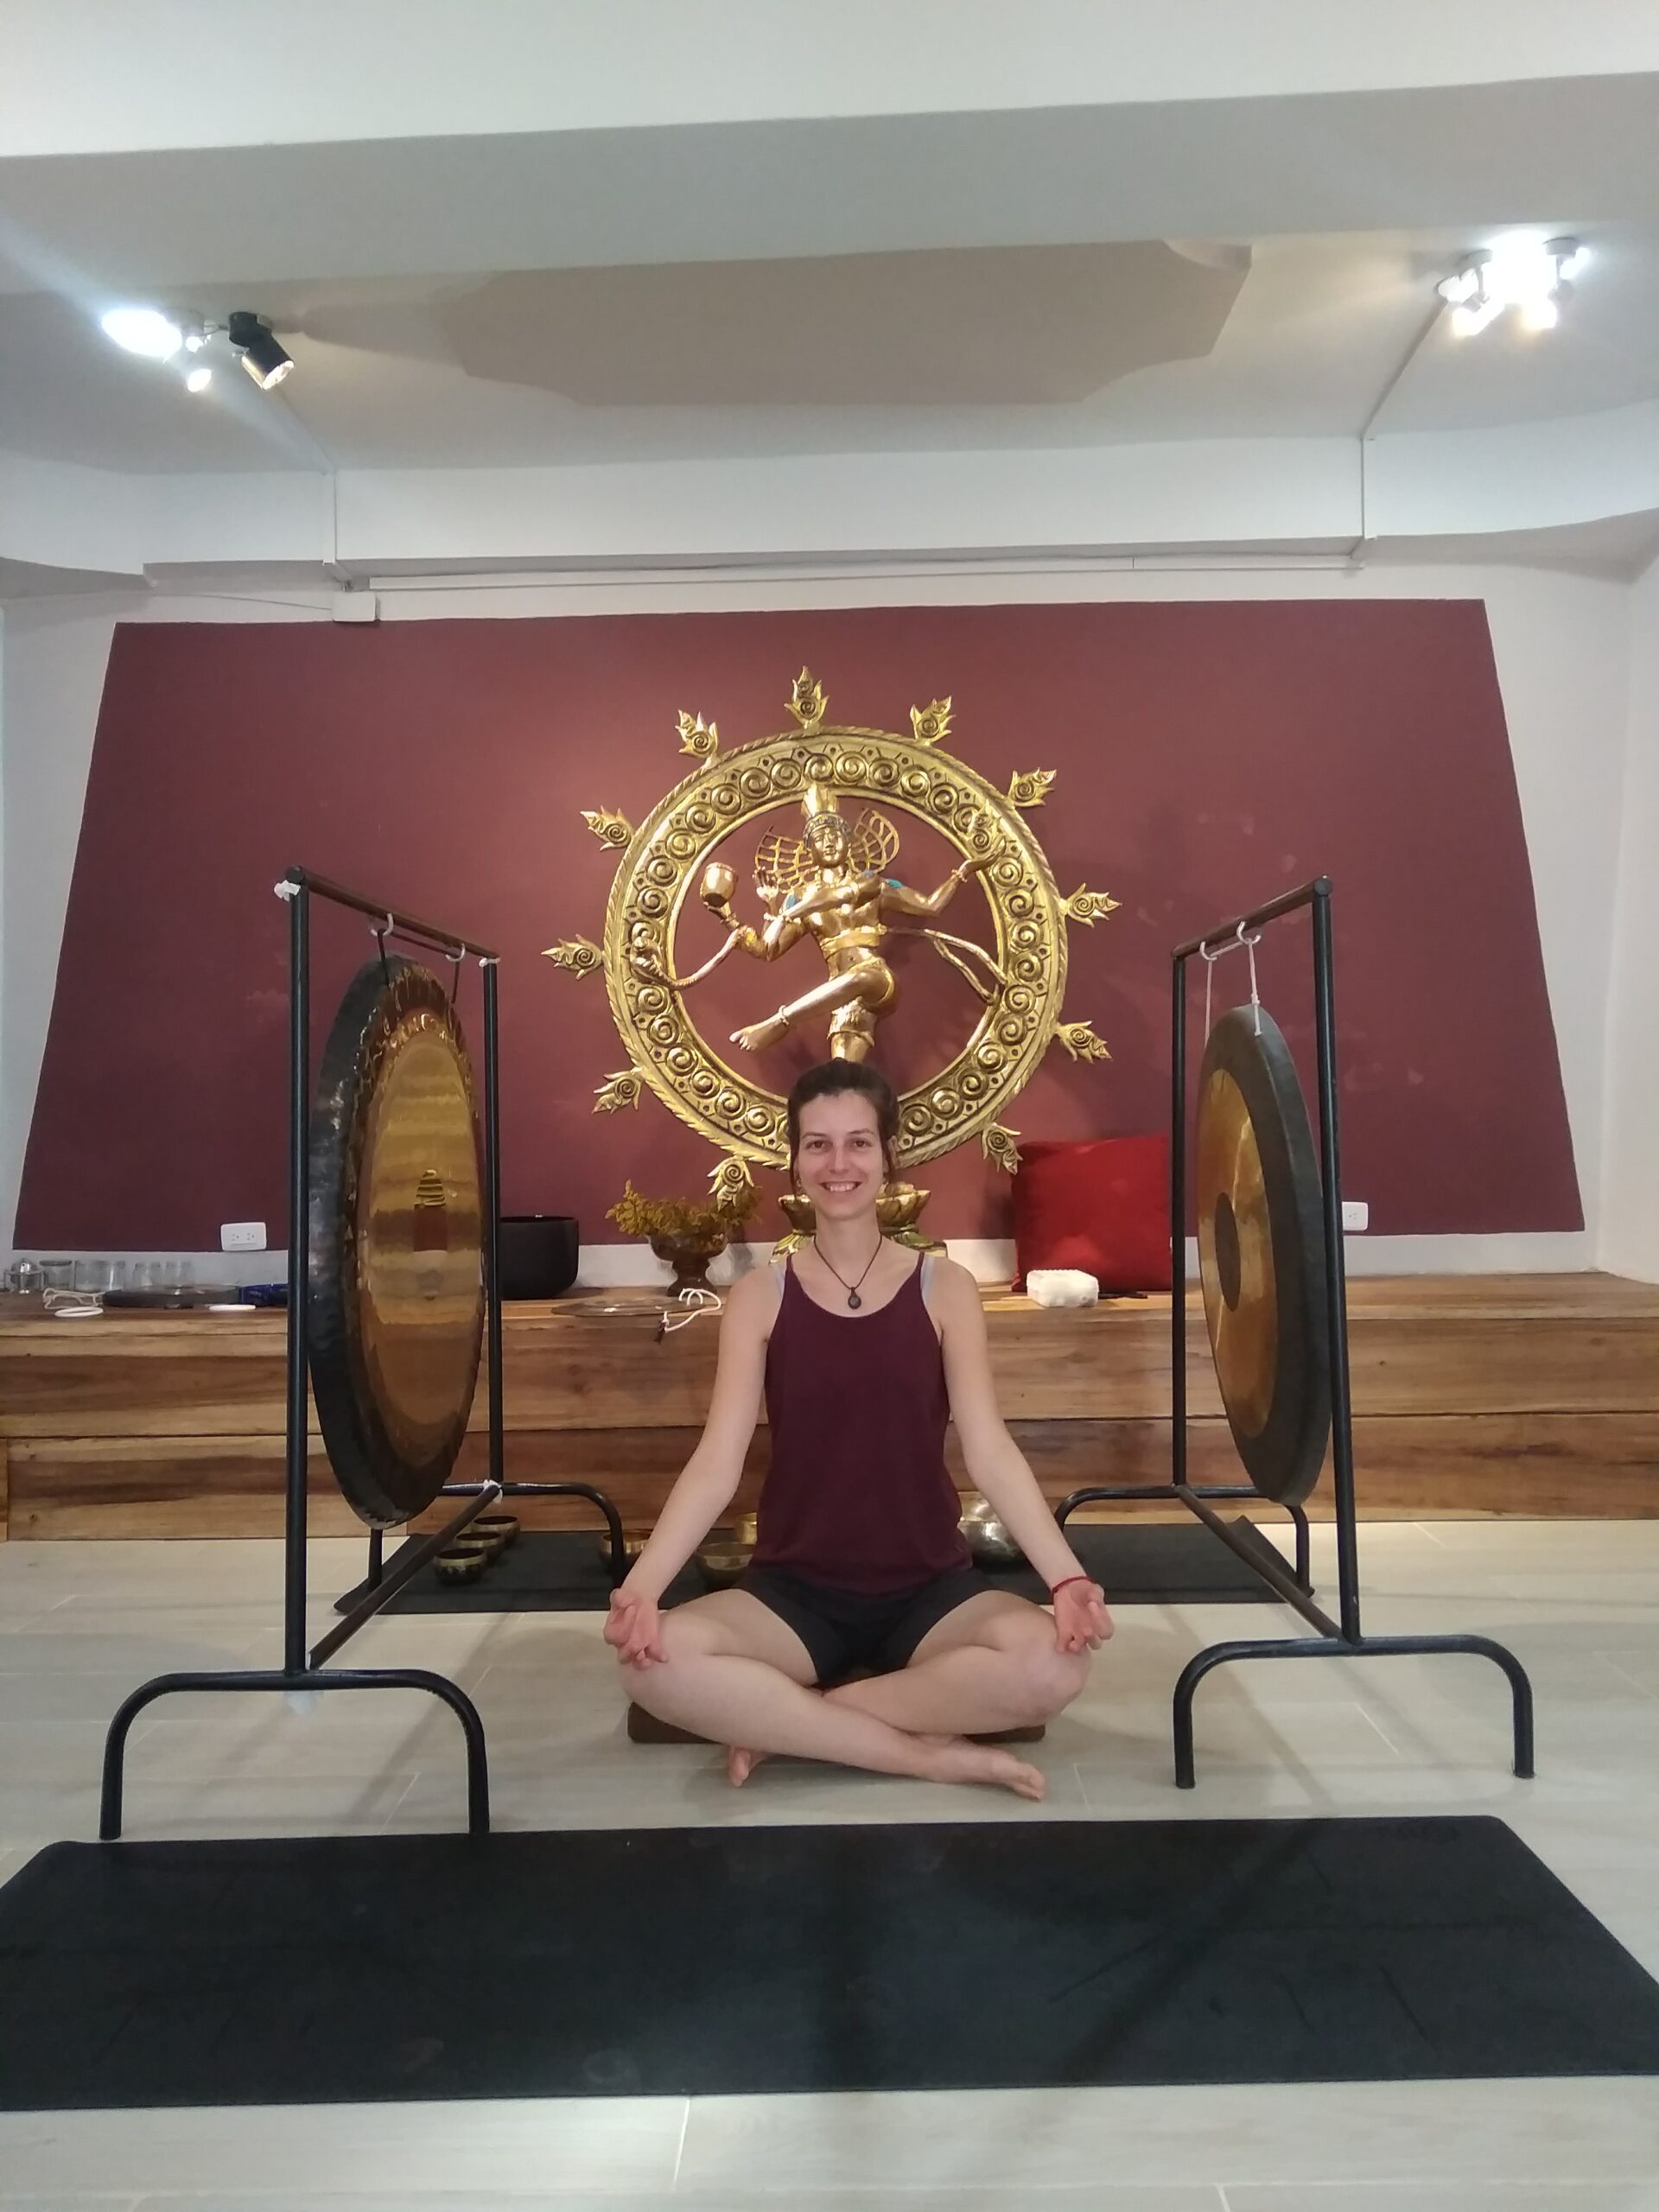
[1057,875,1535,1789]
[99,868,625,1842]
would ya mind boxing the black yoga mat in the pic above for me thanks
[367,1518,1288,1614]
[4,1816,1657,2107]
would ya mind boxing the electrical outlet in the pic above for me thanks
[220,1221,267,1252]
[1341,1200,1370,1233]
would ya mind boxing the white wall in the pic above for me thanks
[0,556,1632,1271]
[1600,552,1659,1281]
[0,597,129,1249]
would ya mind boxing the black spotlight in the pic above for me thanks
[226,310,293,391]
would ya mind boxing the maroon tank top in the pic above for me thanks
[751,1255,971,1593]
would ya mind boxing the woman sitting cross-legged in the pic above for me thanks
[605,1058,1114,1799]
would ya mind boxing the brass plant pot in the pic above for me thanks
[647,1229,727,1295]
[696,1512,759,1588]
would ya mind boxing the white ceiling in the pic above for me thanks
[3,226,1656,479]
[2,1,1657,573]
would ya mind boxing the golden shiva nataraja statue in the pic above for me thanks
[677,777,1007,1063]
[546,668,1116,1217]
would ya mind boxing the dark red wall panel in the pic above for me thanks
[16,601,1581,1249]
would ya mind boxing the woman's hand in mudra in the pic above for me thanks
[605,1586,667,1669]
[1052,1580,1114,1654]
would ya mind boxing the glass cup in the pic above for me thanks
[39,1260,75,1292]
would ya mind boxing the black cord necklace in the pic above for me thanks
[812,1233,884,1310]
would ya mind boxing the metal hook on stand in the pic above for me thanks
[1199,920,1263,1038]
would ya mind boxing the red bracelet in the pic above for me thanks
[1048,1574,1091,1597]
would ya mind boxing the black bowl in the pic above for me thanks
[498,1215,579,1300]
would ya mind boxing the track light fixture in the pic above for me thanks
[226,310,294,391]
[1436,236,1586,339]
[99,304,296,394]
[100,307,186,360]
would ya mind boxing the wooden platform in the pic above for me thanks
[0,1274,1655,1539]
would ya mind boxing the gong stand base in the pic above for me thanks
[99,871,512,1843]
[337,1479,631,1614]
[1057,1482,1313,1596]
[1065,878,1535,1793]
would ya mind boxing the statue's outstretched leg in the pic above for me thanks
[731,962,889,1057]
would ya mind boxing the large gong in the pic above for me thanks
[308,956,485,1527]
[1194,1007,1331,1505]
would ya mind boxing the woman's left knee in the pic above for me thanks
[1011,1636,1090,1720]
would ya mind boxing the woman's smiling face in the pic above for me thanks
[793,1091,886,1220]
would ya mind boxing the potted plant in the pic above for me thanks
[607,1181,757,1294]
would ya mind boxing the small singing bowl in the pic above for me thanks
[472,1515,520,1548]
[435,1548,490,1585]
[696,1513,759,1589]
[596,1531,650,1567]
[958,1497,1026,1570]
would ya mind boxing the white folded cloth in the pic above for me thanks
[1025,1268,1098,1307]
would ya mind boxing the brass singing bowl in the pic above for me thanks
[435,1548,490,1584]
[472,1515,520,1547]
[696,1512,759,1588]
[596,1531,651,1567]
[958,1496,1025,1569]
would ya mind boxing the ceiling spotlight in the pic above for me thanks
[184,364,213,394]
[101,306,185,359]
[1437,235,1585,338]
[1451,294,1503,340]
[1436,255,1489,309]
[227,310,293,391]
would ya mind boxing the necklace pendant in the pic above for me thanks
[847,1290,862,1310]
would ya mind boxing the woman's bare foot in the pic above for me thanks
[925,1737,1046,1800]
[726,1732,1044,1798]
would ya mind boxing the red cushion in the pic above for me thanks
[1011,1135,1171,1295]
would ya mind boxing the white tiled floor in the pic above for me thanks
[2,1522,1658,2209]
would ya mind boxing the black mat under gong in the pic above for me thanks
[368,1518,1288,1614]
[4,1816,1657,2107]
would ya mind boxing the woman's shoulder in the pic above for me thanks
[721,1256,788,1331]
[919,1249,981,1309]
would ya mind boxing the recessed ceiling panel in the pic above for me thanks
[435,243,1248,406]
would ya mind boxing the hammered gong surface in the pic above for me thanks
[1195,1007,1331,1505]
[308,957,485,1526]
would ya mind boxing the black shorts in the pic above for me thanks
[735,1562,995,1686]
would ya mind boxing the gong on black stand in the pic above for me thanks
[99,871,632,1843]
[1058,876,1534,1790]
[99,876,510,1840]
